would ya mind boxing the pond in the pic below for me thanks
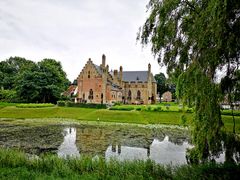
[0,118,225,165]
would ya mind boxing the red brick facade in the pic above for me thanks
[77,54,157,104]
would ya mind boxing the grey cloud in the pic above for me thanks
[0,0,164,81]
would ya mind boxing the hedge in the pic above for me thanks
[57,101,107,109]
[16,103,55,108]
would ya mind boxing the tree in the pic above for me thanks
[18,59,69,103]
[37,59,70,103]
[0,57,37,90]
[154,73,167,101]
[0,57,70,103]
[138,0,240,163]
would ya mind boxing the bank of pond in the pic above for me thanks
[0,148,239,179]
[0,118,239,179]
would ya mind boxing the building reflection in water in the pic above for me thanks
[105,136,193,165]
[57,127,80,158]
[57,126,193,165]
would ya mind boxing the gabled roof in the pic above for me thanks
[122,71,156,82]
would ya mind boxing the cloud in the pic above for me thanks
[0,0,165,81]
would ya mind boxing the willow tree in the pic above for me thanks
[138,0,240,162]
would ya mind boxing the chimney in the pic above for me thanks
[148,63,151,80]
[113,69,118,81]
[114,70,118,76]
[119,66,123,81]
[148,63,151,73]
[102,54,106,67]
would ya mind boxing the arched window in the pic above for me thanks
[127,90,132,100]
[83,93,85,100]
[137,90,141,100]
[89,89,93,100]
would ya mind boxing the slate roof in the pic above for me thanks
[122,71,156,82]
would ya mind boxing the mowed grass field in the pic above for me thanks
[0,104,239,133]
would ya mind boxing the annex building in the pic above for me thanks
[76,54,157,104]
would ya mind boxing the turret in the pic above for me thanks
[148,63,151,73]
[101,54,106,67]
[119,66,123,81]
[113,70,118,78]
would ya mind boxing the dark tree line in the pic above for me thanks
[0,57,70,103]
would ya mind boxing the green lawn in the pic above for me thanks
[0,105,239,133]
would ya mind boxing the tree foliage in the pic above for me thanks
[154,73,168,99]
[0,57,69,103]
[138,0,240,162]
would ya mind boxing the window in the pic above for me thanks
[137,90,141,100]
[88,71,90,78]
[127,90,132,100]
[89,89,93,100]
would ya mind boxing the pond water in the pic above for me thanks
[0,119,196,165]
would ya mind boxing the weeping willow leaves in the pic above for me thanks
[177,63,223,162]
[138,0,240,162]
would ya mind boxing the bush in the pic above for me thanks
[221,110,240,116]
[57,101,66,107]
[65,102,107,109]
[113,102,122,106]
[16,103,55,108]
[109,106,134,111]
[0,90,19,102]
[186,108,193,113]
[152,106,162,112]
[135,107,142,111]
[180,114,187,126]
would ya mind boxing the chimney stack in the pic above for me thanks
[102,54,106,67]
[119,66,123,81]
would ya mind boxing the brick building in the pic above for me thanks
[76,54,157,104]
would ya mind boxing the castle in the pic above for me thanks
[76,54,157,104]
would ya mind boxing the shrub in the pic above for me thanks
[152,106,162,112]
[16,103,55,108]
[221,110,240,116]
[57,101,66,107]
[109,106,134,111]
[180,114,187,126]
[146,106,152,111]
[65,102,107,109]
[0,89,19,102]
[135,107,142,111]
[113,102,122,106]
[186,108,193,113]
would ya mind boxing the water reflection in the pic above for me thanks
[58,128,80,158]
[56,126,192,165]
[105,136,193,165]
[0,120,239,164]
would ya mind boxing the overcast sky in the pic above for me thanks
[0,0,165,81]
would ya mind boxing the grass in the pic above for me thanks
[0,148,239,180]
[0,105,240,133]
